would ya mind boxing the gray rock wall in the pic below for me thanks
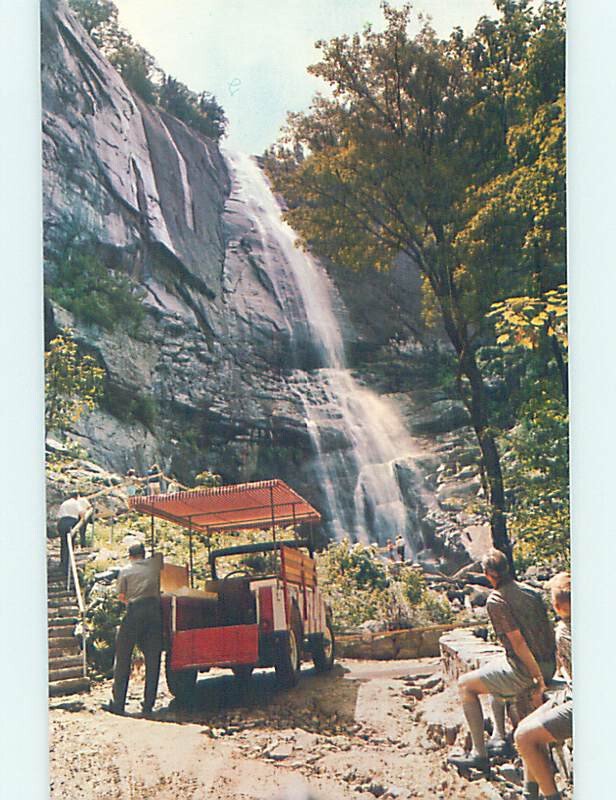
[42,0,489,561]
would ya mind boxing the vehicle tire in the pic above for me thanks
[275,610,302,688]
[232,665,254,680]
[165,652,197,704]
[312,618,335,673]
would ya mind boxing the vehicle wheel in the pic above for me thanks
[313,619,335,673]
[275,611,302,688]
[165,652,197,704]
[232,665,254,680]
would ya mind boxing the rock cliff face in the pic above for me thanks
[42,0,489,562]
[42,0,310,482]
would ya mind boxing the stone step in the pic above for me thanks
[48,624,76,638]
[48,636,78,651]
[49,677,90,697]
[47,590,75,601]
[49,606,79,619]
[48,596,80,609]
[48,615,78,627]
[49,654,82,671]
[47,581,70,592]
[49,665,85,683]
[49,645,81,659]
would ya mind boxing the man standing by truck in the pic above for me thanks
[103,542,164,717]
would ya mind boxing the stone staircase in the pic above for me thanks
[47,547,92,697]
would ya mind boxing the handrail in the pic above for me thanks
[65,510,91,679]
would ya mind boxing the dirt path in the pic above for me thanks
[49,659,502,800]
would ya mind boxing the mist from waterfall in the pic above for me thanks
[224,151,427,553]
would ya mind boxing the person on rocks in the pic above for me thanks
[386,539,396,561]
[147,464,162,496]
[56,490,89,569]
[514,573,572,800]
[125,468,139,498]
[395,534,405,562]
[447,548,556,773]
[103,542,164,717]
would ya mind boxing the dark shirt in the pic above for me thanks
[487,578,556,668]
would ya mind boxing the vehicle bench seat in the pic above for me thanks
[161,590,219,631]
[205,578,256,625]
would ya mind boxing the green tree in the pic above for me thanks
[502,395,569,569]
[266,1,564,564]
[45,330,105,435]
[69,0,116,37]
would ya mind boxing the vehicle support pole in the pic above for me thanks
[270,486,276,544]
[188,518,194,588]
[150,515,155,552]
[206,527,211,578]
[292,503,297,537]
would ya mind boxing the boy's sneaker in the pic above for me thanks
[447,752,490,773]
[486,738,513,757]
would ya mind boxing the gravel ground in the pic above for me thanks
[48,658,506,800]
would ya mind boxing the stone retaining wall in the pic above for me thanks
[439,628,502,684]
[336,622,477,660]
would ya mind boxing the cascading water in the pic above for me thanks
[224,151,430,554]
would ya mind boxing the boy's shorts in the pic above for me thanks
[534,696,573,742]
[476,657,555,699]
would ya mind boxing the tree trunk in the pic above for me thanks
[437,296,515,574]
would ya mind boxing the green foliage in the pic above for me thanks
[159,77,227,141]
[48,247,145,332]
[419,591,455,625]
[69,0,116,35]
[502,394,569,569]
[265,1,566,562]
[86,593,124,675]
[316,540,453,631]
[70,0,227,139]
[45,329,104,435]
[489,286,568,352]
[317,538,388,591]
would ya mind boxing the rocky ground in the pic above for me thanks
[50,658,522,800]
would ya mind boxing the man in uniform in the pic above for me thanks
[448,548,556,772]
[103,542,164,716]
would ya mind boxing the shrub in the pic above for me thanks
[48,248,145,332]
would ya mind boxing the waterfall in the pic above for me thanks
[224,151,430,554]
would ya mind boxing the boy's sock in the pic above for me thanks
[461,697,487,758]
[490,695,507,742]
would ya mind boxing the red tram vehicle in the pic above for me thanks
[129,479,335,702]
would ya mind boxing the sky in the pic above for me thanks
[114,0,499,153]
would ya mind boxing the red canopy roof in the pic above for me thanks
[128,479,321,533]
